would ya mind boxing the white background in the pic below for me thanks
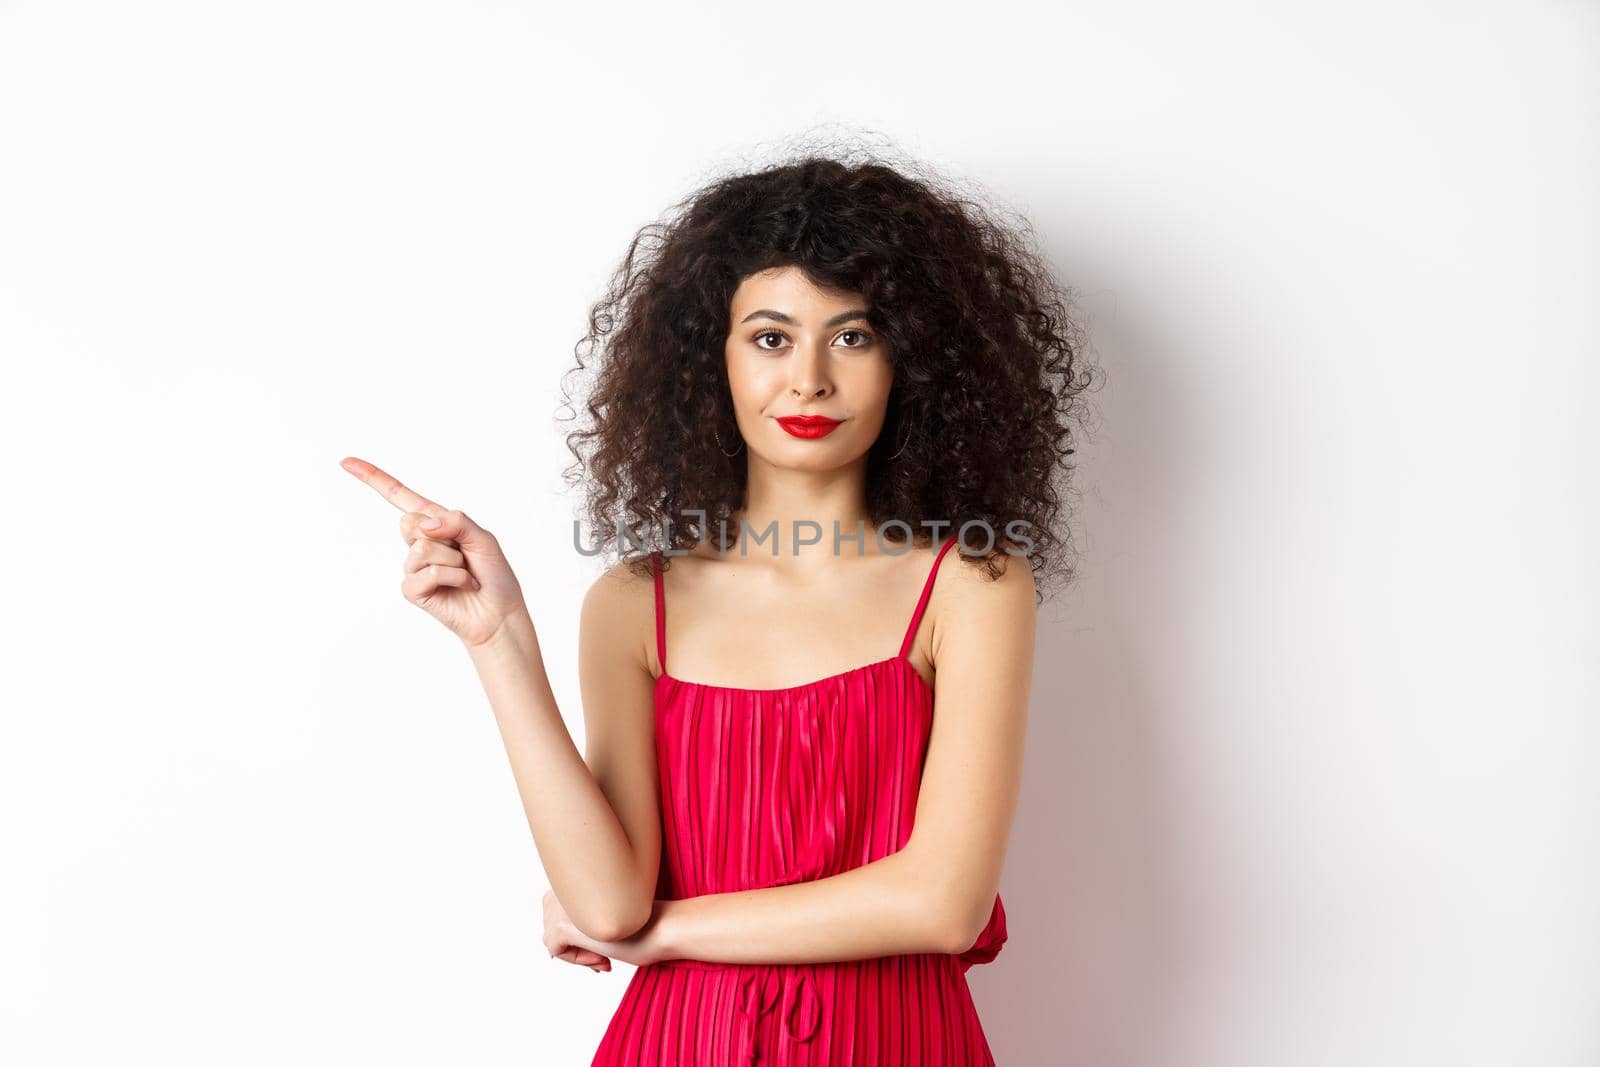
[2,2,1595,1064]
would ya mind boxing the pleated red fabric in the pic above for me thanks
[590,538,1007,1066]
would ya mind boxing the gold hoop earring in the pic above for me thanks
[714,423,744,457]
[888,420,913,459]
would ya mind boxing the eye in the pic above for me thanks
[749,328,874,351]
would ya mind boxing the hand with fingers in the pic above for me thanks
[542,889,614,974]
[542,888,675,973]
[339,456,530,649]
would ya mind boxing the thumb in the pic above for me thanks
[417,508,501,557]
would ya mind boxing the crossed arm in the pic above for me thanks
[560,553,1035,967]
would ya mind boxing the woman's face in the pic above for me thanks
[723,266,894,470]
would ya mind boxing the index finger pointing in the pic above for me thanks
[338,456,446,517]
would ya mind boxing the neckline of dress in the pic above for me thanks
[656,654,934,698]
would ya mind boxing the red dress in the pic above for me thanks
[590,539,1008,1066]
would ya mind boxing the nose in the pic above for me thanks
[787,340,833,401]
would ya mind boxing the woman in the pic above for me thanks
[341,150,1092,1064]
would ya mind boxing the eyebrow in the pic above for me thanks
[739,308,872,328]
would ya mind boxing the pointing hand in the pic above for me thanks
[340,456,529,649]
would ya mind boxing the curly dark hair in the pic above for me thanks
[556,140,1101,601]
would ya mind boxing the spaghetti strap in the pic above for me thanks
[651,550,667,673]
[898,537,960,660]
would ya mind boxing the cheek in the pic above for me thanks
[726,355,785,408]
[723,348,751,402]
[850,361,897,410]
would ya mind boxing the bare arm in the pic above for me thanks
[469,564,661,942]
[598,551,1036,965]
[339,457,659,943]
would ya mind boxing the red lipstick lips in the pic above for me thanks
[776,414,843,439]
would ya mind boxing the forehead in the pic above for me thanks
[729,266,865,314]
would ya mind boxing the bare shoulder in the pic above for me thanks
[933,542,1039,606]
[929,545,1039,659]
[581,554,658,678]
[582,554,654,614]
